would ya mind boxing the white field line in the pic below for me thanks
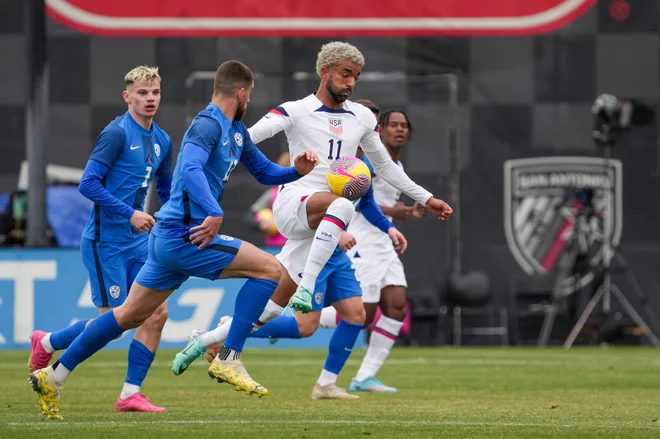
[4,418,658,430]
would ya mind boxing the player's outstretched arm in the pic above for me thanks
[247,105,295,144]
[360,130,453,221]
[154,140,173,205]
[240,132,319,185]
[356,157,407,253]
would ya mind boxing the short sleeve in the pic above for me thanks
[89,124,127,167]
[184,115,222,153]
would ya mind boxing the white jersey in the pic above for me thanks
[247,94,433,205]
[348,160,404,260]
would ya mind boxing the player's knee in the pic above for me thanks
[113,304,145,330]
[340,305,366,326]
[326,197,355,224]
[145,304,168,332]
[259,254,282,283]
[296,316,319,338]
[382,303,407,322]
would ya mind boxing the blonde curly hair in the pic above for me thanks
[316,42,365,77]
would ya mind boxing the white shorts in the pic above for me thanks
[275,238,312,285]
[352,256,407,304]
[272,185,317,239]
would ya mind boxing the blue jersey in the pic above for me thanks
[81,112,172,242]
[155,102,301,237]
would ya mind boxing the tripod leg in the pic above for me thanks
[610,284,660,346]
[564,287,604,349]
[538,305,558,347]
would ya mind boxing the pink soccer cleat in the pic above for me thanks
[28,330,53,373]
[115,393,166,413]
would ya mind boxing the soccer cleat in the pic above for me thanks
[289,286,313,313]
[204,316,232,363]
[28,330,53,373]
[28,366,63,420]
[311,383,360,400]
[207,358,268,397]
[171,329,207,376]
[116,393,166,413]
[349,377,398,393]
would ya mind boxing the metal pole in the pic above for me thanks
[25,0,49,247]
[447,74,461,275]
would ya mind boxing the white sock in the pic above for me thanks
[354,315,403,382]
[52,363,70,383]
[319,307,339,329]
[119,383,140,400]
[317,369,338,387]
[201,318,232,348]
[299,198,355,293]
[257,300,283,325]
[41,333,55,354]
[200,301,284,349]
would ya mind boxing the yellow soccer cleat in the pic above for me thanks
[207,358,268,397]
[28,366,63,420]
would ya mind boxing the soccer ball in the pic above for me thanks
[326,156,372,201]
[255,208,279,236]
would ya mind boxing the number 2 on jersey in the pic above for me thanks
[328,139,342,160]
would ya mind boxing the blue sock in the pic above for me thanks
[57,311,125,371]
[323,320,363,374]
[125,340,155,386]
[49,319,89,351]
[250,315,301,339]
[224,278,277,353]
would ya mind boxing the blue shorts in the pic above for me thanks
[80,236,148,308]
[135,233,243,291]
[312,249,362,311]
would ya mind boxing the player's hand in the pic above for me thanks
[388,227,408,254]
[130,210,155,232]
[424,198,453,220]
[189,215,224,249]
[338,231,357,252]
[389,201,412,222]
[411,202,427,218]
[293,151,319,176]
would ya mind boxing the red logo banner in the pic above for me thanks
[46,0,597,37]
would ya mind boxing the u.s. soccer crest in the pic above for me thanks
[329,118,343,136]
[503,156,622,275]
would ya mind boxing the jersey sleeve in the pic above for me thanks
[89,124,126,168]
[359,113,433,205]
[155,138,173,204]
[185,115,221,153]
[247,104,296,144]
[356,155,393,233]
[240,127,301,185]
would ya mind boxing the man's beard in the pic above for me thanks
[326,81,350,104]
[235,102,247,121]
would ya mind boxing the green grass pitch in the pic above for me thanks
[1,347,659,438]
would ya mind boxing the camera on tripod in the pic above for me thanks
[591,94,654,148]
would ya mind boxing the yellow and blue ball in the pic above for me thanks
[326,156,372,201]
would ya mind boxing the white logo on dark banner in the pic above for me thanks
[503,156,622,276]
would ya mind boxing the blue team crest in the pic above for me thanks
[154,143,161,157]
[234,133,243,147]
[314,291,323,305]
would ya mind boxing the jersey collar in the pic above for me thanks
[125,111,154,135]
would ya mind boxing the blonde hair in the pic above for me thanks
[316,42,365,77]
[125,65,161,87]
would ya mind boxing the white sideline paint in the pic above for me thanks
[5,419,658,430]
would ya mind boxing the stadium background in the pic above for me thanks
[1,0,660,347]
